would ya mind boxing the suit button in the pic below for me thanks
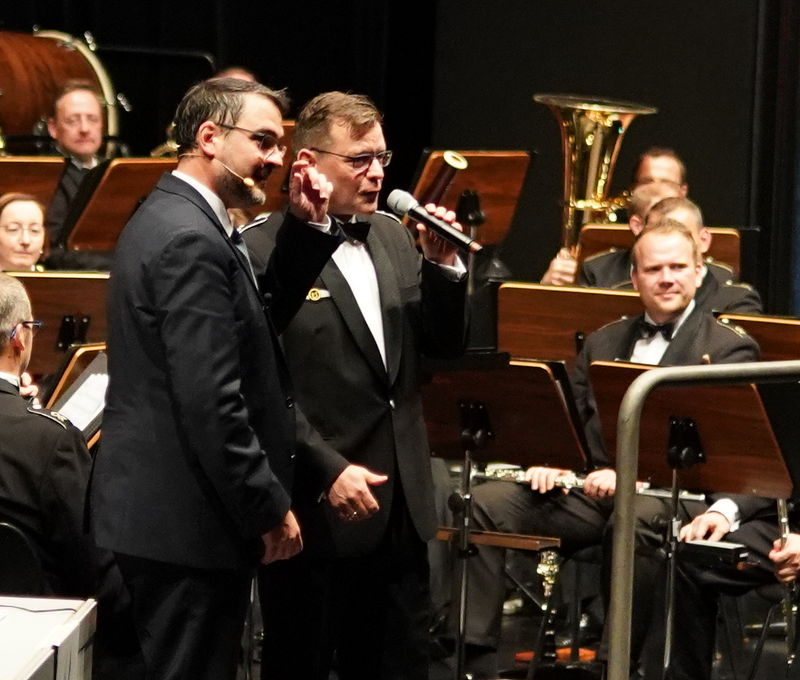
[389,399,396,409]
[289,452,296,460]
[286,397,294,408]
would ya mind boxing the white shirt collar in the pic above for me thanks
[0,372,20,389]
[643,298,696,339]
[172,170,234,237]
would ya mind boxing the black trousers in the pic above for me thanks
[258,500,431,680]
[115,553,252,680]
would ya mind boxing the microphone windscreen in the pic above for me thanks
[387,189,419,216]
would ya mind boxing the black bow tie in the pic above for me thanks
[639,319,674,340]
[340,219,371,243]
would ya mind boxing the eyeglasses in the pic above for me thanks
[1,224,45,237]
[309,148,393,172]
[216,123,287,157]
[9,320,43,340]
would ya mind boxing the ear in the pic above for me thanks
[680,184,689,197]
[694,262,703,288]
[8,325,26,354]
[46,117,58,139]
[698,227,712,254]
[629,215,644,236]
[631,266,640,292]
[195,120,220,158]
[296,148,316,165]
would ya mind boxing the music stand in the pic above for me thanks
[497,283,641,370]
[590,360,794,679]
[423,354,591,679]
[63,158,177,252]
[717,313,800,362]
[0,156,66,204]
[8,271,109,379]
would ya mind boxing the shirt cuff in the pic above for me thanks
[430,255,467,280]
[706,498,741,533]
[308,216,333,233]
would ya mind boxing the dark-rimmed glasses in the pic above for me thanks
[216,123,287,157]
[9,320,43,340]
[309,148,393,172]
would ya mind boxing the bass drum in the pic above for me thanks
[0,30,118,155]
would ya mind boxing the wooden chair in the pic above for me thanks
[718,313,800,362]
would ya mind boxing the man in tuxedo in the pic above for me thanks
[244,90,468,680]
[90,77,342,680]
[452,222,759,675]
[541,146,688,286]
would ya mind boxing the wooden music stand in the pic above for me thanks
[9,271,109,378]
[422,357,587,470]
[717,313,800,362]
[64,158,177,252]
[497,283,641,370]
[578,224,741,278]
[410,150,531,245]
[0,156,67,204]
[589,360,791,498]
[46,343,106,449]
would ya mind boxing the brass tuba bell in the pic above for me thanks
[534,94,657,249]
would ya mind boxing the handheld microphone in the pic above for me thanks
[386,190,483,254]
[215,159,255,187]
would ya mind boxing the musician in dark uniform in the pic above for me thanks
[0,273,138,677]
[448,222,760,675]
[541,146,688,286]
[582,196,762,318]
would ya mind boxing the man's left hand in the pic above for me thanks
[769,533,800,583]
[581,468,617,498]
[417,202,461,266]
[288,159,333,224]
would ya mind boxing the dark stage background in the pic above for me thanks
[4,1,799,312]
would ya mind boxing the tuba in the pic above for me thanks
[534,94,656,249]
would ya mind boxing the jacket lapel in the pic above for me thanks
[319,260,389,384]
[660,307,702,365]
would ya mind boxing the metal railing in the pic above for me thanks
[607,360,800,680]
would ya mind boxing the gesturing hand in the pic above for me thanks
[288,159,333,224]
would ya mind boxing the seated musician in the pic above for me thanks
[541,146,688,286]
[0,273,140,677]
[443,221,760,677]
[0,193,47,272]
[45,79,113,270]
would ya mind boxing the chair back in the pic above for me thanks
[0,521,47,595]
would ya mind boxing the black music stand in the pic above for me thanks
[590,361,797,679]
[423,353,591,679]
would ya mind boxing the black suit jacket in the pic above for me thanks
[579,248,762,313]
[91,173,341,570]
[0,380,120,600]
[244,211,467,558]
[571,308,761,468]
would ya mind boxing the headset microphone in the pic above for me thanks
[215,159,255,187]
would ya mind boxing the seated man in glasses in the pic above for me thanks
[0,273,138,677]
[244,90,468,680]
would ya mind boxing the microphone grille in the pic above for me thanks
[386,189,419,217]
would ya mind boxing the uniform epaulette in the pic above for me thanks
[705,257,734,276]
[26,404,69,429]
[716,317,751,338]
[375,209,402,224]
[582,247,621,264]
[597,315,632,332]
[723,279,756,292]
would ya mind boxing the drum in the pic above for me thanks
[0,30,118,155]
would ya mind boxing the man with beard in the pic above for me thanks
[90,78,343,680]
[245,91,468,680]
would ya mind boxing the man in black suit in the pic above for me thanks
[453,222,759,675]
[244,91,467,680]
[0,273,138,677]
[90,78,342,680]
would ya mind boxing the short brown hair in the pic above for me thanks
[647,196,704,232]
[628,181,683,220]
[294,91,383,151]
[632,146,687,186]
[173,77,289,155]
[50,79,104,117]
[632,219,699,269]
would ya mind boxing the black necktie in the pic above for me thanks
[230,229,257,282]
[340,218,371,243]
[639,319,674,340]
